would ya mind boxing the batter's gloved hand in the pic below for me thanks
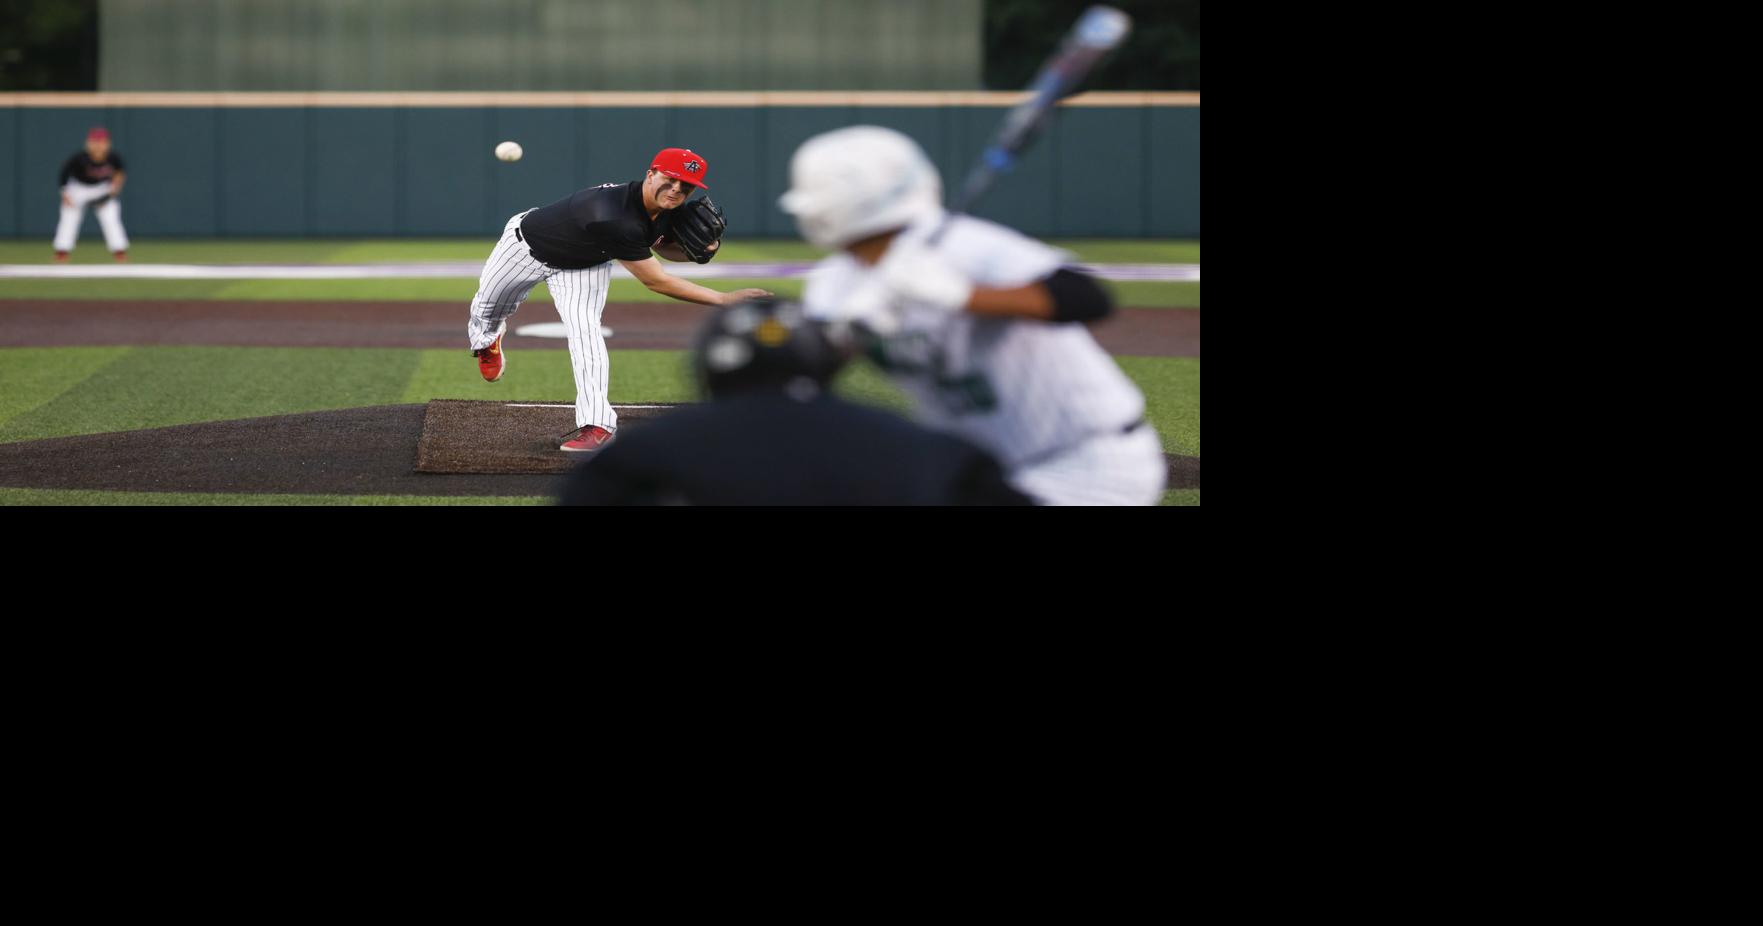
[878,240,973,313]
[828,277,904,339]
[668,197,726,264]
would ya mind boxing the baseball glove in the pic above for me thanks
[666,198,726,264]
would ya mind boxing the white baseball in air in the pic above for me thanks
[495,141,524,162]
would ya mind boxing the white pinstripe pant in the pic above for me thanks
[467,209,618,432]
[1007,425,1168,506]
[55,181,130,253]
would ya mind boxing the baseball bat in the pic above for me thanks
[934,5,1133,241]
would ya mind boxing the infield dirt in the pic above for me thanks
[0,299,1198,356]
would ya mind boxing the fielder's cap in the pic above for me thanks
[87,126,110,141]
[651,147,709,189]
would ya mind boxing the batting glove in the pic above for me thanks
[836,277,904,338]
[879,240,974,313]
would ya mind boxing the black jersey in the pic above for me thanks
[59,152,126,186]
[558,393,1032,506]
[518,180,659,270]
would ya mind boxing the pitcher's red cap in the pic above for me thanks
[651,147,709,189]
[87,127,110,141]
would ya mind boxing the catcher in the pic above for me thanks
[465,147,770,452]
[558,298,1031,506]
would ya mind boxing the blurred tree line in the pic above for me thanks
[0,1,1199,92]
[985,1,1200,90]
[0,0,98,90]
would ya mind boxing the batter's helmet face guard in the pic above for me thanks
[691,299,848,399]
[651,147,709,189]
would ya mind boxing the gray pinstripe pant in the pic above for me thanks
[467,210,617,432]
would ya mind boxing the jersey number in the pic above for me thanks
[868,335,1000,414]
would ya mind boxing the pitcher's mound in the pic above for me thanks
[414,400,684,475]
[412,399,1199,489]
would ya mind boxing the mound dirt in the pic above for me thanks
[415,401,679,474]
[0,400,1196,497]
[0,405,562,497]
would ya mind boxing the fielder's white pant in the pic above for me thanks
[1008,423,1168,506]
[467,209,617,432]
[54,181,130,253]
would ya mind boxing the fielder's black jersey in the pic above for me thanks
[518,180,657,270]
[59,152,126,186]
[558,393,1033,506]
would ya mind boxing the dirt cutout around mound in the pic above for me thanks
[0,405,563,497]
[415,401,679,474]
[415,400,1198,488]
[0,401,1197,497]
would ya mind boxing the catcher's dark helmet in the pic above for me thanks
[691,298,848,399]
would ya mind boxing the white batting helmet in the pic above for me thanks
[777,126,943,250]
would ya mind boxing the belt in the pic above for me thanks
[512,229,602,272]
[513,224,547,266]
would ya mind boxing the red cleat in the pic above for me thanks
[54,251,69,262]
[113,251,127,262]
[559,425,614,453]
[472,333,505,382]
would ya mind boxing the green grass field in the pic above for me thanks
[1,238,1198,506]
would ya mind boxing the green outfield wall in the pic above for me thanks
[0,93,1199,239]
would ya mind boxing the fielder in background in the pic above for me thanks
[558,298,1029,506]
[466,147,771,452]
[778,126,1166,506]
[54,126,130,262]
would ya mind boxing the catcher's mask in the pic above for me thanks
[691,299,848,400]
